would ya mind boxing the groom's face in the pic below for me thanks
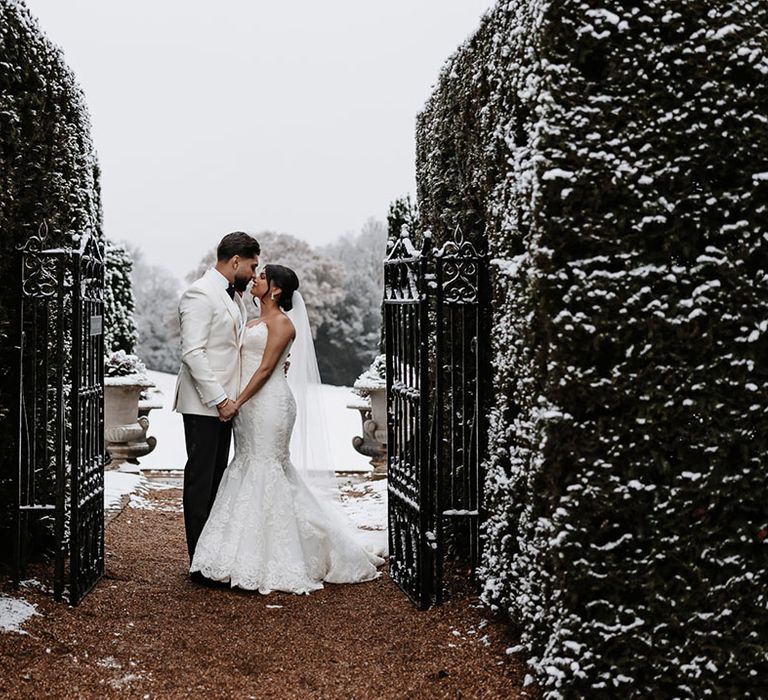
[232,255,259,292]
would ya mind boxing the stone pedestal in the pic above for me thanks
[348,389,387,479]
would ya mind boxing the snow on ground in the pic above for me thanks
[319,384,376,473]
[0,595,38,634]
[140,371,372,473]
[104,470,146,510]
[338,476,388,556]
[136,371,186,472]
[339,477,388,530]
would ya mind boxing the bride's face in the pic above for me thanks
[251,270,268,298]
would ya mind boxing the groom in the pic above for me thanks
[173,231,261,572]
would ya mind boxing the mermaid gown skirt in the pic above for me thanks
[190,322,383,594]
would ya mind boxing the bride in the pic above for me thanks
[190,264,384,593]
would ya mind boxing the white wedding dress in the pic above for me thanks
[190,321,384,594]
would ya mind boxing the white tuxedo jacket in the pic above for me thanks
[173,269,247,416]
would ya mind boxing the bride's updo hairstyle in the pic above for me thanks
[265,264,300,312]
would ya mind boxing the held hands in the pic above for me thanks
[216,397,238,422]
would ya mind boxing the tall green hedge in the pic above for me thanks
[0,0,102,544]
[416,0,768,696]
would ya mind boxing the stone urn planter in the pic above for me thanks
[104,352,157,468]
[350,355,387,479]
[367,387,387,446]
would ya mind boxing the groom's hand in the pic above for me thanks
[216,398,237,422]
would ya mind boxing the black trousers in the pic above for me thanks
[182,414,232,562]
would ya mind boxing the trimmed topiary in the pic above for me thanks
[416,0,768,696]
[0,0,102,547]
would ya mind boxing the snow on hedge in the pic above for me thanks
[0,0,103,543]
[416,0,768,696]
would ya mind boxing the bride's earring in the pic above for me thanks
[271,292,276,300]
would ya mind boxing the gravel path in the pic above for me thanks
[1,485,530,698]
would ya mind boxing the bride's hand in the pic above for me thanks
[216,397,237,422]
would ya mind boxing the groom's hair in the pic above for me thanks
[217,232,261,261]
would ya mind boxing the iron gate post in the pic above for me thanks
[417,232,434,610]
[53,258,67,601]
[70,247,83,603]
[473,242,490,574]
[434,241,445,605]
[13,252,25,590]
[68,237,106,605]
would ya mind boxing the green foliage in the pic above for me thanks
[416,0,768,696]
[0,0,102,544]
[104,240,138,355]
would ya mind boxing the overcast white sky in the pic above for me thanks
[24,0,492,277]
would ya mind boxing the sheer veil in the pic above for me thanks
[284,292,340,500]
[264,289,385,557]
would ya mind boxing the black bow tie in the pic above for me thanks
[226,284,235,299]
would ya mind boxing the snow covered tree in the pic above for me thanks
[104,240,138,355]
[318,218,388,385]
[416,0,768,696]
[186,226,386,385]
[130,246,180,373]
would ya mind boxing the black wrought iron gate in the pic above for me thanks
[14,227,106,605]
[384,226,488,609]
[384,233,433,608]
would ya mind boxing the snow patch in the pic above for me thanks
[105,470,146,510]
[0,595,38,634]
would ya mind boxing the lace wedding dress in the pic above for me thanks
[190,321,384,594]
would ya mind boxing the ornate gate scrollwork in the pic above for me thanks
[14,224,106,605]
[384,225,489,609]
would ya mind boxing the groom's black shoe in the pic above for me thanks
[189,571,230,589]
